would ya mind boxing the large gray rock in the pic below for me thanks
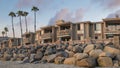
[72,45,82,53]
[56,51,69,58]
[34,51,43,60]
[76,57,96,67]
[89,49,103,58]
[83,44,95,54]
[22,57,29,63]
[74,53,88,61]
[47,54,57,63]
[113,60,119,67]
[29,54,36,63]
[97,57,113,67]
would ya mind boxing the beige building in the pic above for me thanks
[103,18,120,45]
[8,38,21,48]
[22,32,35,45]
[21,18,119,45]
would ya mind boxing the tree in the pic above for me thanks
[23,11,29,32]
[16,10,23,45]
[9,12,16,38]
[4,27,8,37]
[31,6,39,32]
[2,31,5,37]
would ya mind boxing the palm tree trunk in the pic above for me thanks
[6,32,7,37]
[25,16,28,32]
[34,11,36,32]
[19,16,23,45]
[12,17,15,38]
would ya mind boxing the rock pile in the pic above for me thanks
[0,42,120,67]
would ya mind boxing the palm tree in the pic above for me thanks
[16,10,23,45]
[23,11,29,33]
[2,31,5,37]
[31,6,39,32]
[9,12,16,38]
[4,27,8,37]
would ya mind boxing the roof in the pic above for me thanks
[40,25,54,29]
[103,18,120,21]
[22,32,35,36]
[56,22,72,26]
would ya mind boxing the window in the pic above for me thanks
[77,24,80,30]
[78,36,81,40]
[95,36,98,39]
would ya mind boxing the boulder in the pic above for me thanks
[47,54,57,63]
[22,57,29,63]
[113,60,119,67]
[74,53,88,61]
[115,54,120,61]
[3,53,12,61]
[63,57,75,65]
[72,45,82,53]
[89,49,103,58]
[54,57,65,64]
[29,54,36,63]
[40,56,48,63]
[95,44,104,50]
[65,50,75,57]
[56,51,69,58]
[83,44,95,54]
[67,45,73,51]
[97,57,113,67]
[34,51,43,60]
[76,57,96,67]
[104,46,120,56]
[99,52,114,58]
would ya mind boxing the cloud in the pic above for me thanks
[91,0,120,9]
[48,8,86,25]
[106,9,120,18]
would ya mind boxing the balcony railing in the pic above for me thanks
[77,30,84,34]
[23,38,31,43]
[57,29,71,37]
[105,29,120,34]
[41,33,52,39]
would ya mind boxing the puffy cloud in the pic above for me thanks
[91,0,120,9]
[106,9,120,18]
[48,8,86,25]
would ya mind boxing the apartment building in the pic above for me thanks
[21,18,120,45]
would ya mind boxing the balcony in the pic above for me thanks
[23,38,31,43]
[41,33,52,39]
[77,30,84,34]
[57,29,71,37]
[104,29,120,34]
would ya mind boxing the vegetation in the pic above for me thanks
[31,6,39,32]
[9,12,16,38]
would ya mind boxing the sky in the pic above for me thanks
[0,0,120,37]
